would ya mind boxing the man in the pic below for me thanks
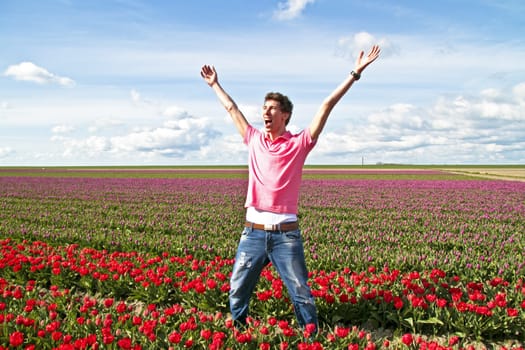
[200,45,380,332]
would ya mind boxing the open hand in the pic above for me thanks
[200,65,218,86]
[355,45,381,74]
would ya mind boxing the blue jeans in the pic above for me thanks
[229,226,318,330]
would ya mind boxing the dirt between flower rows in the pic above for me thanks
[440,168,525,182]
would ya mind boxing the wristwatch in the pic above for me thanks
[350,70,361,81]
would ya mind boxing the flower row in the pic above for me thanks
[0,239,524,346]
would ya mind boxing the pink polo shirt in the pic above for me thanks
[243,125,317,214]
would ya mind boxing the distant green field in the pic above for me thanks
[1,164,523,180]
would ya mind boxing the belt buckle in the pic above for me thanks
[264,223,277,231]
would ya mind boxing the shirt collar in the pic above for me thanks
[264,130,292,141]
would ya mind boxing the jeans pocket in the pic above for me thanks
[240,227,251,238]
[284,229,301,240]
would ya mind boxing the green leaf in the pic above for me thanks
[416,317,445,326]
[403,317,414,329]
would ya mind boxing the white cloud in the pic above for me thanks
[513,83,525,103]
[4,62,75,87]
[88,119,125,133]
[130,89,156,106]
[313,82,525,164]
[368,103,428,131]
[52,124,75,134]
[12,79,523,165]
[63,136,111,158]
[111,116,219,156]
[480,88,502,100]
[162,105,190,119]
[130,89,141,104]
[336,32,399,61]
[198,134,247,164]
[239,104,261,125]
[50,111,223,162]
[273,0,315,21]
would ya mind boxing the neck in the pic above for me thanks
[266,128,286,141]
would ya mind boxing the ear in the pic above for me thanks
[284,113,291,125]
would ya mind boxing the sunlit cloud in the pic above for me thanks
[336,32,399,60]
[314,82,525,164]
[50,109,223,162]
[273,0,315,20]
[4,62,75,87]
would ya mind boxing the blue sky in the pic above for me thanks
[1,0,524,166]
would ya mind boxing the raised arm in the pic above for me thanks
[309,45,381,141]
[201,65,249,138]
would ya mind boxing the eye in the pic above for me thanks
[263,106,279,112]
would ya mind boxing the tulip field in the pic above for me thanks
[0,166,524,349]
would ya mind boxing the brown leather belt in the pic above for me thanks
[245,221,299,231]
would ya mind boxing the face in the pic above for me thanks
[262,100,289,135]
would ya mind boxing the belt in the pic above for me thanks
[245,221,299,231]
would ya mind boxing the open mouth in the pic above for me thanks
[264,119,272,127]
